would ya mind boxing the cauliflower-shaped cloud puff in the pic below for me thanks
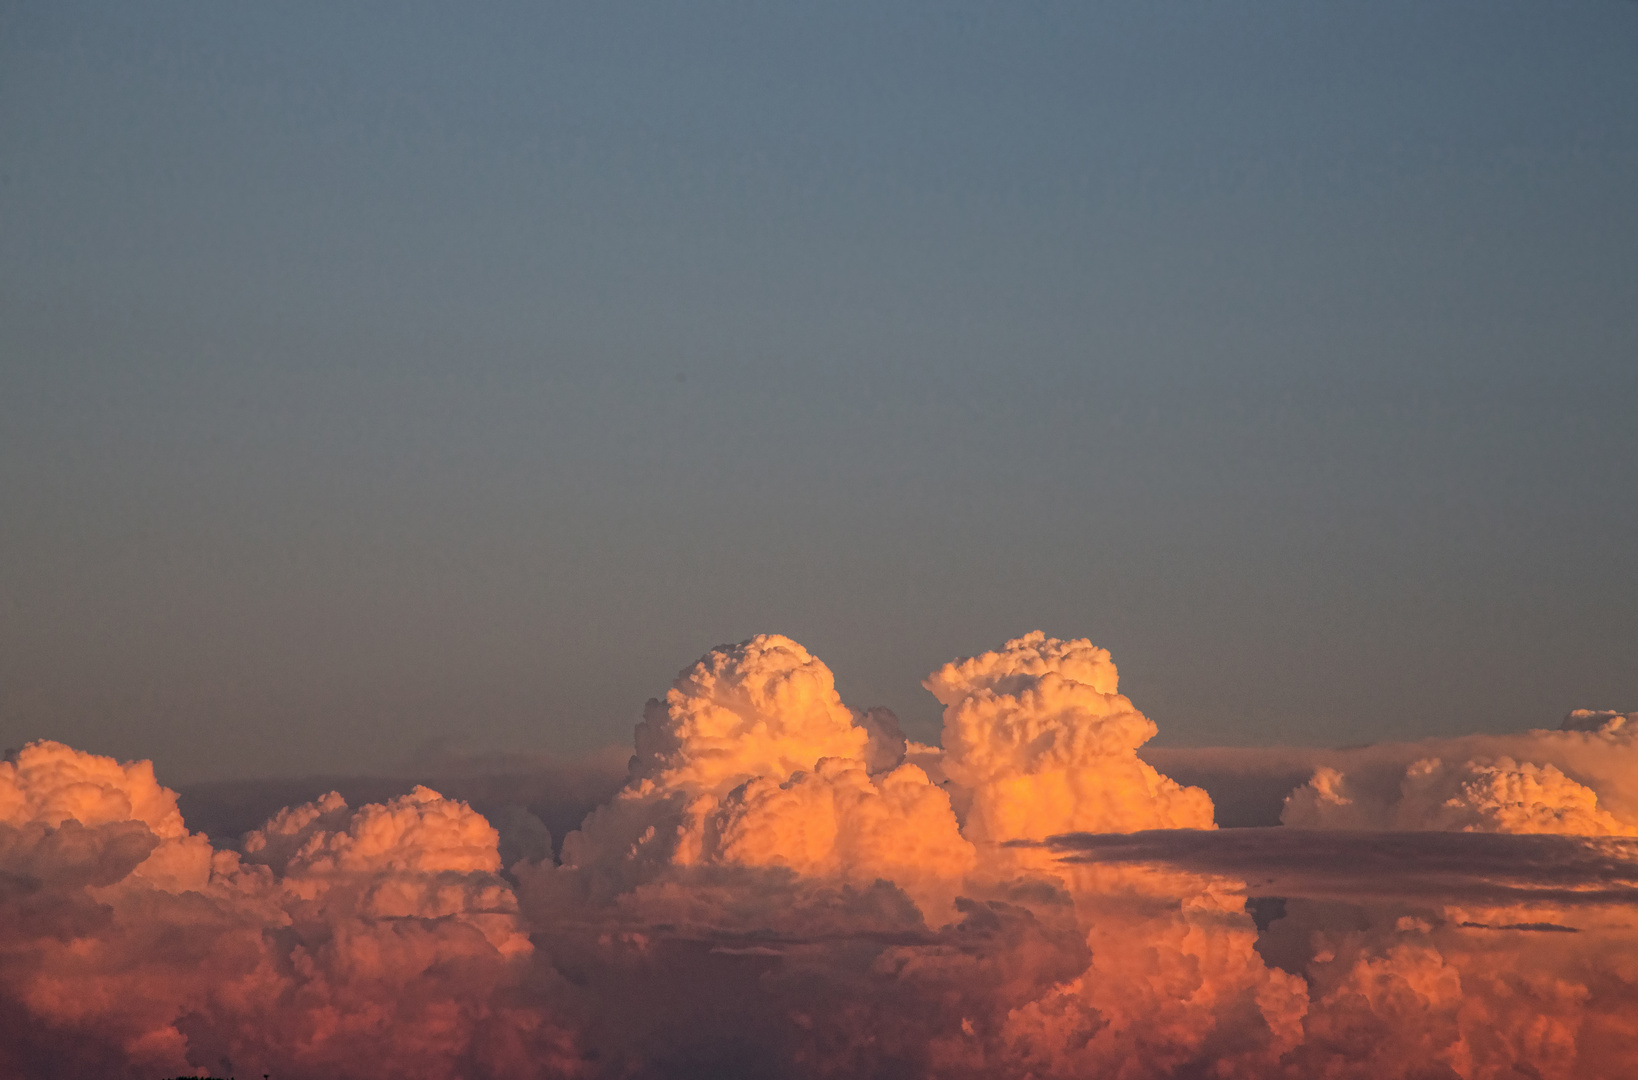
[0,740,217,892]
[924,631,1122,702]
[1283,756,1638,836]
[0,743,544,1078]
[711,756,977,918]
[1406,758,1635,836]
[219,788,542,1078]
[243,786,529,952]
[0,739,186,835]
[631,633,869,798]
[560,636,974,923]
[928,633,1215,843]
[245,785,506,876]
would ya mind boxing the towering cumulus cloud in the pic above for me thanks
[555,633,976,918]
[927,630,1216,845]
[921,636,1303,1077]
[3,635,1637,1077]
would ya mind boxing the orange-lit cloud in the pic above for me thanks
[928,631,1216,847]
[3,635,1637,1078]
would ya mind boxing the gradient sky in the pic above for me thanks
[2,1,1635,781]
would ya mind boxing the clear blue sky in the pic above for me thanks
[2,1,1635,780]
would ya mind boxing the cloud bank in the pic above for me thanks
[3,633,1636,1078]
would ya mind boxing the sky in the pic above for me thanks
[2,1,1636,781]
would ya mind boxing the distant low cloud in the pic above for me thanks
[1146,710,1638,831]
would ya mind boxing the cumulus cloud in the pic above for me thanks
[2,637,1637,1078]
[0,743,564,1080]
[1278,710,1638,838]
[928,631,1216,847]
[1152,709,1638,831]
[0,739,216,892]
[1283,756,1638,835]
[554,634,975,920]
[631,633,868,797]
[175,746,629,864]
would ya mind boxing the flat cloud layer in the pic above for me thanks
[3,633,1637,1078]
[1041,828,1638,907]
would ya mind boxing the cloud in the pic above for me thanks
[631,633,869,798]
[554,634,957,904]
[174,746,629,863]
[2,636,1637,1077]
[1284,757,1638,836]
[928,632,1216,848]
[1147,712,1638,831]
[0,742,569,1080]
[1037,828,1638,908]
[1040,825,1638,1078]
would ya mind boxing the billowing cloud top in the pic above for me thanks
[244,785,507,876]
[630,633,869,797]
[0,739,217,892]
[929,632,1215,842]
[924,630,1123,701]
[1,739,188,837]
